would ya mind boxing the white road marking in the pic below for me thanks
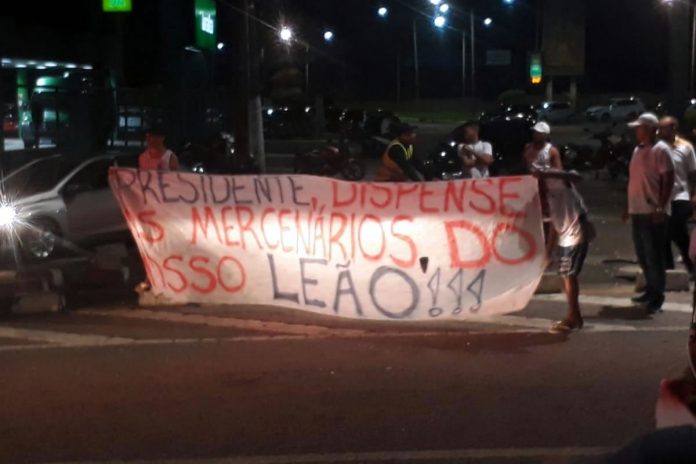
[0,327,133,346]
[82,309,369,337]
[47,446,615,464]
[534,293,694,313]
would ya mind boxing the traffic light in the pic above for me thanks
[530,54,542,85]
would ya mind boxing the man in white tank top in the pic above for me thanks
[138,125,180,171]
[523,122,563,172]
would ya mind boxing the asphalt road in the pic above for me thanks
[1,134,694,464]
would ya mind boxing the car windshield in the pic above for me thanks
[1,157,80,197]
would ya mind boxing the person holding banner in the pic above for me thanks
[135,123,180,295]
[457,121,494,179]
[534,168,592,334]
[138,124,180,172]
[524,122,563,172]
[375,123,426,182]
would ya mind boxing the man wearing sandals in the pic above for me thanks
[534,168,591,334]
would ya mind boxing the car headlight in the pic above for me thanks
[0,204,17,227]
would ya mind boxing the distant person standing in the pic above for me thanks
[138,124,180,171]
[523,122,563,172]
[625,113,675,314]
[659,116,696,275]
[457,121,494,178]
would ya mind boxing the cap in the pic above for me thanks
[532,121,551,134]
[628,112,659,128]
[394,122,417,135]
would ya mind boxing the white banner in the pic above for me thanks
[109,169,545,321]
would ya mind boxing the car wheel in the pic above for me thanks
[22,219,61,260]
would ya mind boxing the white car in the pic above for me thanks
[585,97,646,122]
[1,153,136,260]
[536,101,575,124]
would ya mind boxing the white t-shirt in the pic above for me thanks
[628,141,674,215]
[545,179,587,247]
[459,140,492,178]
[525,143,553,171]
[668,137,696,202]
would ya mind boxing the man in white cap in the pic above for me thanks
[523,121,563,172]
[624,112,675,314]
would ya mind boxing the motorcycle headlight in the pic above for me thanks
[0,204,17,227]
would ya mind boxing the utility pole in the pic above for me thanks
[305,43,310,95]
[470,10,476,98]
[246,0,266,172]
[461,30,467,98]
[667,1,690,115]
[691,3,696,97]
[412,18,420,99]
[396,52,402,103]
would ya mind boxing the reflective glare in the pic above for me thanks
[0,205,17,227]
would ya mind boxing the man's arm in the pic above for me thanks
[659,170,675,210]
[549,146,564,169]
[389,146,422,181]
[686,145,696,198]
[657,147,675,214]
[475,142,494,166]
[169,153,181,171]
[457,145,477,167]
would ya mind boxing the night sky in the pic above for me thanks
[0,0,675,98]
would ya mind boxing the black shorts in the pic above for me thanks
[554,242,588,277]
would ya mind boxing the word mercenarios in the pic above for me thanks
[109,169,545,321]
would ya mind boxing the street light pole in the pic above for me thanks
[470,9,476,97]
[691,3,696,96]
[305,43,310,95]
[413,18,420,99]
[462,30,467,97]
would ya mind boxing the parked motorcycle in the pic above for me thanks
[179,131,259,174]
[606,133,632,180]
[294,138,366,181]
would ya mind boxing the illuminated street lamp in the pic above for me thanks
[429,0,442,5]
[279,26,293,43]
[439,3,450,14]
[433,15,446,28]
[323,30,334,42]
[377,6,388,17]
[216,42,225,50]
[483,17,493,27]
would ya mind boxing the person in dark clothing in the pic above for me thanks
[375,123,425,181]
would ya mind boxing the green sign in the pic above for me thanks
[103,0,132,12]
[195,0,217,50]
[530,53,542,84]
